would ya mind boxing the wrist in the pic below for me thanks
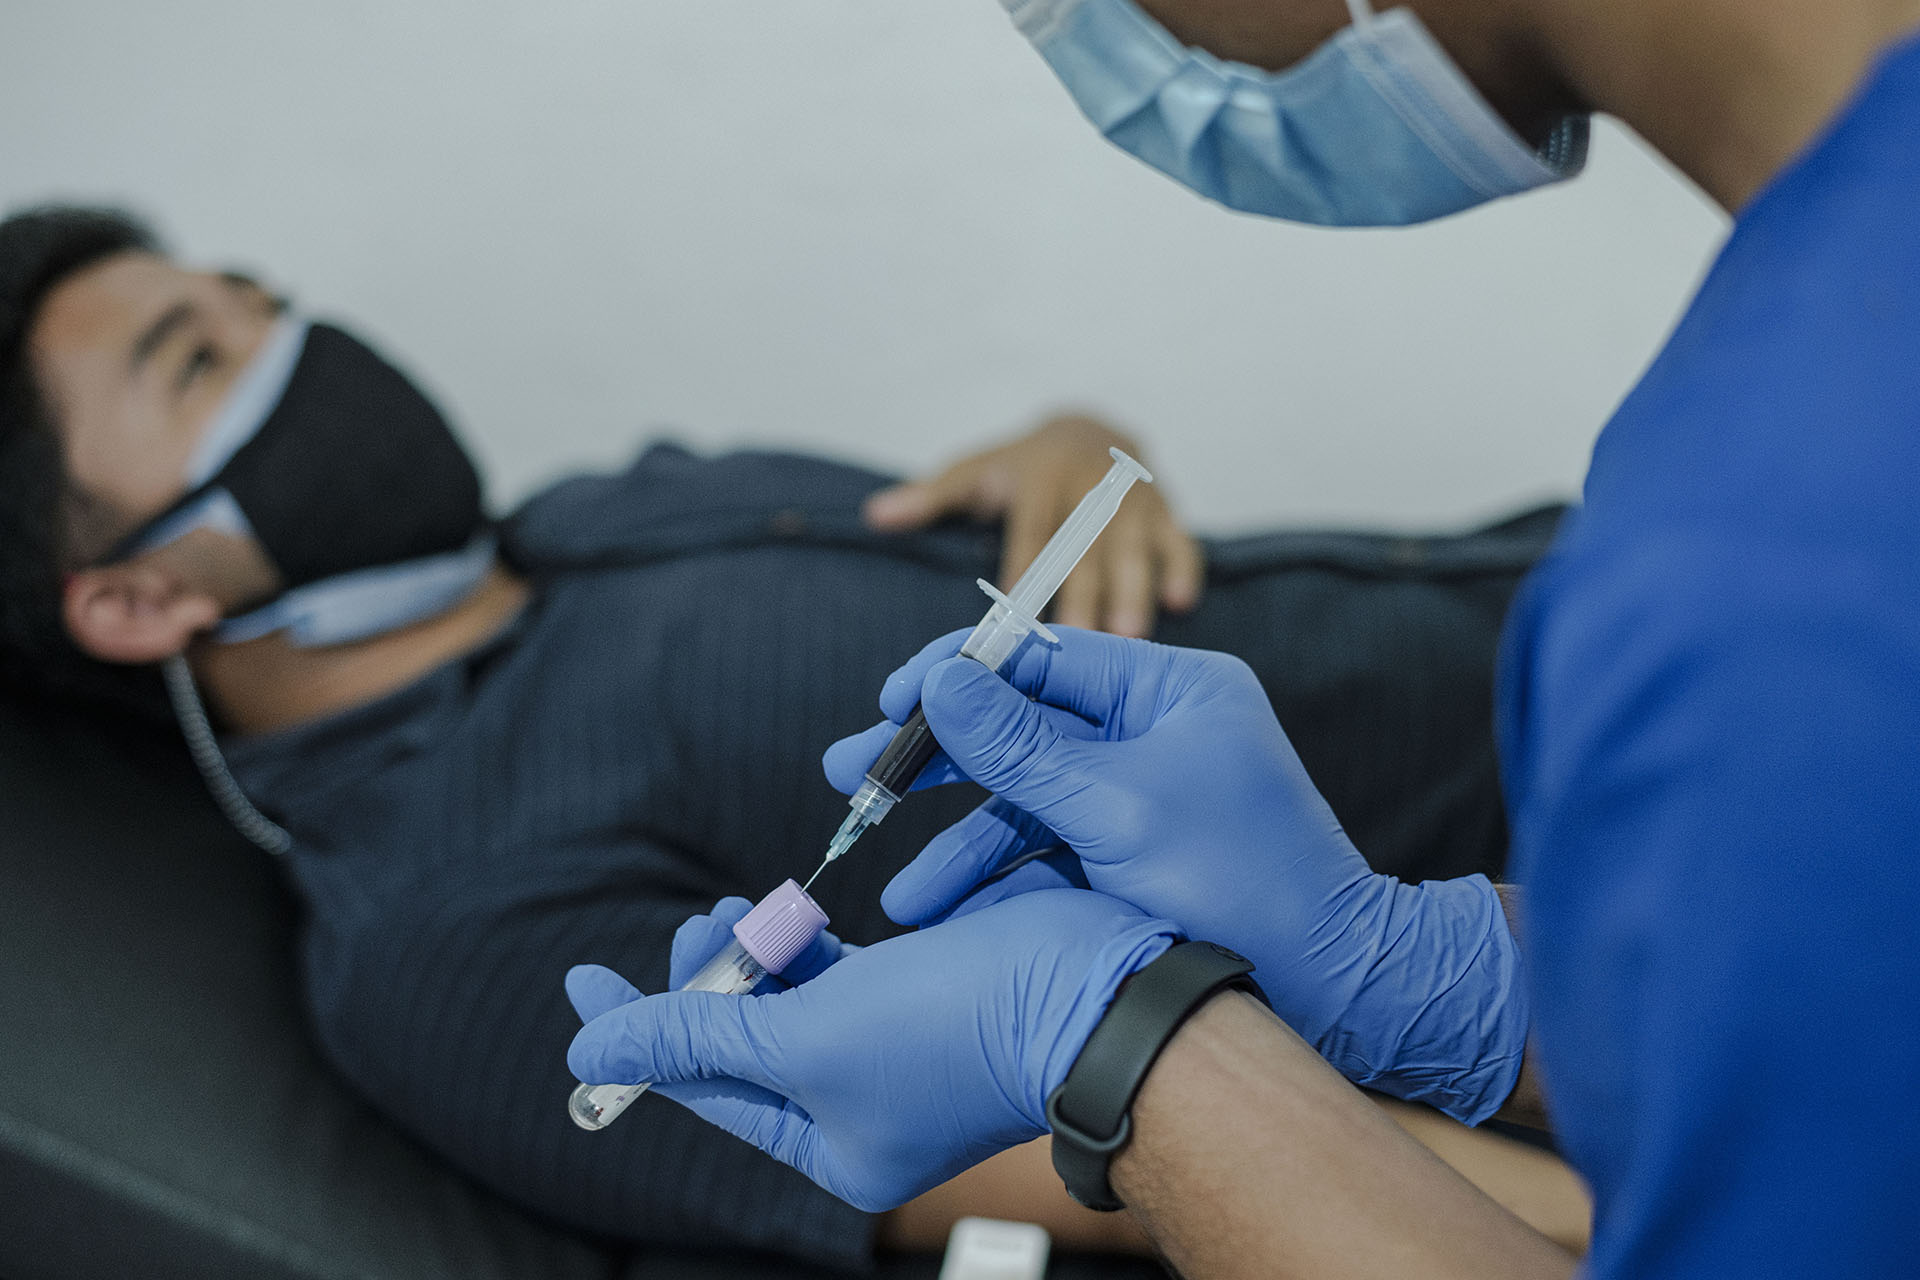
[1037,926,1177,1118]
[1044,940,1265,1210]
[1107,986,1258,1200]
[1323,873,1529,1124]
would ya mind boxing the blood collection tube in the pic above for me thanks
[569,879,829,1131]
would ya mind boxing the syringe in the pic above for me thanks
[569,879,829,1131]
[813,447,1153,881]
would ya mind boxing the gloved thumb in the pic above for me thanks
[918,657,1099,840]
[566,964,642,1023]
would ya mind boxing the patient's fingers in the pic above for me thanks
[863,452,1005,530]
[1101,509,1155,638]
[861,481,940,530]
[1002,475,1061,595]
[1158,519,1205,614]
[1051,553,1103,631]
[565,964,644,1023]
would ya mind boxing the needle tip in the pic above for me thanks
[805,819,867,891]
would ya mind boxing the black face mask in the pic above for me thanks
[110,318,492,645]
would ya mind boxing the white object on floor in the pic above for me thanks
[939,1216,1052,1280]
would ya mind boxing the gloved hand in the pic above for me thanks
[823,626,1527,1124]
[566,878,1176,1212]
[563,897,857,1030]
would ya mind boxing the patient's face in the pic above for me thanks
[32,253,281,542]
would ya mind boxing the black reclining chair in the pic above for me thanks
[0,685,1162,1280]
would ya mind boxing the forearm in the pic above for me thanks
[881,1096,1591,1259]
[1492,882,1553,1129]
[1112,991,1578,1280]
[1374,1099,1590,1254]
[883,883,1576,1260]
[881,1138,1155,1255]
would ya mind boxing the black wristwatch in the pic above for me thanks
[1045,940,1265,1211]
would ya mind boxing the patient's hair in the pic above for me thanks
[0,204,171,717]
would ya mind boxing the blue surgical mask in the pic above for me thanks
[1003,0,1588,225]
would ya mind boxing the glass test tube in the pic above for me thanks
[568,939,767,1130]
[570,878,829,1132]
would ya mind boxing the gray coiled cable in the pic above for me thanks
[161,655,292,856]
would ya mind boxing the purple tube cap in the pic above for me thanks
[733,879,830,975]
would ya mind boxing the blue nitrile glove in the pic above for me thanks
[822,626,1527,1124]
[566,882,1176,1212]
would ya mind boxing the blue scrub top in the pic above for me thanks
[1499,32,1920,1278]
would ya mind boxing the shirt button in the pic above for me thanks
[769,508,808,537]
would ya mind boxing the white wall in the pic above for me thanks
[1,0,1728,532]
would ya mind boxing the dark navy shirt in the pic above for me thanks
[225,443,1554,1270]
[1501,34,1920,1278]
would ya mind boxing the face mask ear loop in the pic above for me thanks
[161,654,293,856]
[1343,0,1375,27]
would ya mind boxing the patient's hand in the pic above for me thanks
[862,415,1203,637]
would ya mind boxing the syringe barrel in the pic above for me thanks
[1001,448,1151,620]
[866,605,1028,804]
[858,450,1152,810]
[569,940,767,1130]
[831,449,1152,868]
[861,709,937,804]
[958,597,1035,673]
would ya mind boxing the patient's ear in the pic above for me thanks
[62,562,223,664]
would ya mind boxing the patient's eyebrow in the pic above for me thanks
[127,300,194,373]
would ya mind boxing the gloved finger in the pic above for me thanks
[917,658,1108,841]
[822,720,972,796]
[668,899,755,988]
[866,605,1160,733]
[980,626,1165,731]
[566,964,643,1023]
[645,1075,828,1185]
[931,846,1089,925]
[825,696,1108,798]
[874,628,974,723]
[881,796,1056,926]
[649,1075,797,1138]
[769,927,858,987]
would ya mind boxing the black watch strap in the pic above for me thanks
[1045,941,1263,1211]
